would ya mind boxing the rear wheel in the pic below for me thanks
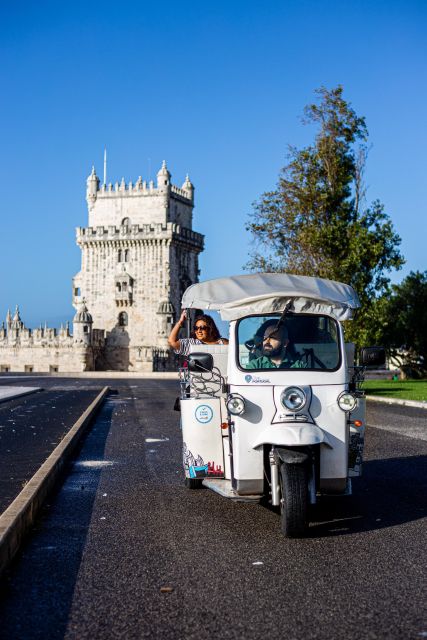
[279,461,309,537]
[185,477,203,489]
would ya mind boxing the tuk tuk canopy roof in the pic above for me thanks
[181,273,360,321]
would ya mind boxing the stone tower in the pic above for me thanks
[73,161,204,371]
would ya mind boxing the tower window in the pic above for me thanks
[116,282,121,292]
[122,217,131,226]
[118,312,128,326]
[124,249,129,262]
[122,282,127,292]
[118,249,122,262]
[83,326,89,333]
[74,287,81,296]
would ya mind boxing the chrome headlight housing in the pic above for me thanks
[227,393,246,416]
[337,391,357,412]
[281,386,306,411]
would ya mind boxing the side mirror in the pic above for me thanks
[359,346,386,367]
[187,352,214,373]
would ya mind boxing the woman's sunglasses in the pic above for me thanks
[195,325,208,331]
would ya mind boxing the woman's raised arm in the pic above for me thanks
[168,310,187,350]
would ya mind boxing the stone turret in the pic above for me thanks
[73,300,93,345]
[11,305,23,329]
[10,305,24,339]
[86,166,99,207]
[182,174,194,203]
[157,160,171,192]
[157,300,175,342]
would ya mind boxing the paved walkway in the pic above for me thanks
[0,386,41,404]
[366,394,427,409]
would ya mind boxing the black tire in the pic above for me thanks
[279,461,309,537]
[185,477,203,490]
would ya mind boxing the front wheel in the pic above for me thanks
[279,461,309,537]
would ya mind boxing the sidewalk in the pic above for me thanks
[366,394,427,410]
[0,386,41,403]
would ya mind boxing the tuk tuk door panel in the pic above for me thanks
[181,398,225,479]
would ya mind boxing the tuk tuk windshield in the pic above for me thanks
[237,314,341,371]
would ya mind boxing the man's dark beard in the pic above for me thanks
[262,344,283,357]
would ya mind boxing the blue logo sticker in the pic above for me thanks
[245,374,271,384]
[195,404,213,424]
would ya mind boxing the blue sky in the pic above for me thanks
[1,0,426,326]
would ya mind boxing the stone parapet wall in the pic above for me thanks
[0,335,74,348]
[0,344,93,372]
[93,180,192,204]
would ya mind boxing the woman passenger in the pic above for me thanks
[168,311,229,356]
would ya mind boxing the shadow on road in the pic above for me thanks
[308,454,427,537]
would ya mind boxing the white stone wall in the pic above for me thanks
[0,343,93,372]
[88,189,169,227]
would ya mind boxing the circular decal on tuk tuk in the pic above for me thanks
[195,404,213,424]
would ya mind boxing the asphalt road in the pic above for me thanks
[0,378,426,640]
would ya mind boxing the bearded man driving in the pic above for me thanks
[246,324,307,369]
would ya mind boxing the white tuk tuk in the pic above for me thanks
[177,273,384,537]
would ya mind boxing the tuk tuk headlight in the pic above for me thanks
[281,387,306,411]
[227,394,246,416]
[337,391,357,412]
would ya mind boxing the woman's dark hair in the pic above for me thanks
[192,314,221,342]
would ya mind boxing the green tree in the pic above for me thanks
[246,86,404,345]
[378,271,427,377]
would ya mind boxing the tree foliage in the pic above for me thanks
[377,271,427,376]
[246,86,404,344]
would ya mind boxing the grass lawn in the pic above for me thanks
[363,379,427,402]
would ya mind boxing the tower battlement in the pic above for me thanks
[86,160,195,230]
[90,181,193,203]
[76,222,204,248]
[87,160,194,206]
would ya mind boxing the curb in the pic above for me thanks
[0,372,178,379]
[366,394,427,410]
[0,385,109,580]
[0,387,42,404]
